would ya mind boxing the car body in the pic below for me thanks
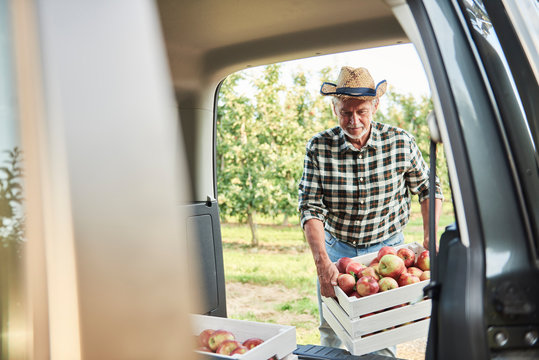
[0,0,537,359]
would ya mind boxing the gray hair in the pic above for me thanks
[332,97,378,107]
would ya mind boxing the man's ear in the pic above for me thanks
[332,102,338,116]
[372,99,380,114]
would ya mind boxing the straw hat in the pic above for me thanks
[320,66,387,100]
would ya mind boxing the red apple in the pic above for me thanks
[345,261,365,279]
[216,339,241,355]
[242,337,264,349]
[378,254,405,279]
[369,258,379,267]
[398,272,420,287]
[208,329,235,351]
[407,266,423,278]
[420,270,431,281]
[359,266,380,281]
[371,263,381,277]
[356,276,379,296]
[377,246,397,261]
[337,273,356,295]
[350,291,361,298]
[336,257,353,273]
[198,329,215,348]
[230,346,249,355]
[378,276,399,292]
[397,247,416,267]
[416,250,430,271]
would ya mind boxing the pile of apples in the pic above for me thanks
[336,246,430,298]
[197,328,264,356]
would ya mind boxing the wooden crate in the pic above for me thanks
[321,242,431,355]
[191,314,296,360]
[323,296,431,338]
[323,302,430,356]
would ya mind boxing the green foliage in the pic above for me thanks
[377,88,452,199]
[217,65,336,243]
[0,147,25,248]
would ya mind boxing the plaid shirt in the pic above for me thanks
[298,122,443,246]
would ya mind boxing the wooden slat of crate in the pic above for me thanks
[323,296,431,337]
[323,303,430,356]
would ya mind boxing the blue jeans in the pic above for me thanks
[317,231,404,357]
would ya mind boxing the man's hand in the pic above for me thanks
[423,236,429,251]
[317,259,339,298]
[420,198,443,252]
[303,219,339,298]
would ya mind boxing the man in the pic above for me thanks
[298,66,443,354]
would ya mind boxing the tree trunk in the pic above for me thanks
[247,211,258,247]
[282,214,289,226]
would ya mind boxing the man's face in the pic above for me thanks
[334,98,378,141]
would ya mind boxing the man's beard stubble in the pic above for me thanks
[342,124,370,141]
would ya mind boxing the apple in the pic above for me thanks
[420,270,431,281]
[378,254,405,279]
[359,266,380,281]
[242,337,264,349]
[345,261,365,278]
[336,257,353,273]
[337,273,356,295]
[377,246,397,261]
[371,263,381,277]
[350,291,361,298]
[397,247,416,267]
[378,276,399,292]
[230,346,249,355]
[356,276,379,296]
[208,329,235,351]
[216,339,241,355]
[368,258,379,267]
[198,329,215,348]
[416,250,430,271]
[398,272,420,287]
[407,266,423,278]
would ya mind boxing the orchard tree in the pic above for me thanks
[217,65,294,245]
[217,71,263,245]
[217,65,336,245]
[377,89,451,198]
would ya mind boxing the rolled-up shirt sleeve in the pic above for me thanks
[405,136,444,203]
[298,142,327,228]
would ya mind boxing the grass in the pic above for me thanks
[276,297,318,316]
[222,201,455,345]
[224,249,316,292]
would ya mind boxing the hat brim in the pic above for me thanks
[321,80,387,99]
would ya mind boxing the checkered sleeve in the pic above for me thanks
[405,135,444,203]
[298,140,328,228]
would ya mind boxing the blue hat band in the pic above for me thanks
[336,86,377,96]
[320,80,386,97]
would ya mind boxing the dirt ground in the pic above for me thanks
[226,282,426,360]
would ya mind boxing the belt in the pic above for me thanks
[347,240,379,249]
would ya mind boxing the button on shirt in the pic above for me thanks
[298,122,443,246]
